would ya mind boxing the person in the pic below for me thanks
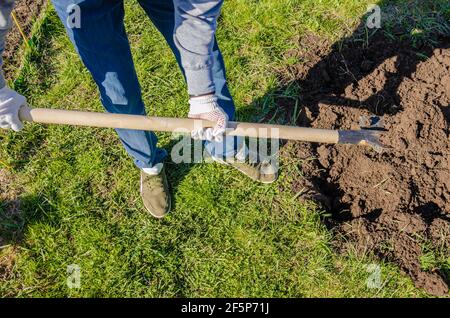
[0,0,278,218]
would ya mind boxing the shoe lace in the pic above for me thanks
[143,173,164,189]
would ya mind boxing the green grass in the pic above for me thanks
[2,0,447,297]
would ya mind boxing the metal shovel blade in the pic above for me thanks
[337,115,388,152]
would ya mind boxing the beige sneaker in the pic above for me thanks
[140,164,171,218]
[209,150,278,184]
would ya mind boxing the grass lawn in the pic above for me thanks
[0,0,440,297]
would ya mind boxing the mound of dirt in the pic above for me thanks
[282,32,449,296]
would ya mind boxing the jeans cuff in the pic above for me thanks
[136,148,168,169]
[185,68,216,96]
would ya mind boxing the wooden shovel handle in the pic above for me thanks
[19,106,339,144]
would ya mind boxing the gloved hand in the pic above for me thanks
[0,86,26,132]
[188,94,228,142]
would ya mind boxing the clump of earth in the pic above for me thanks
[277,31,449,296]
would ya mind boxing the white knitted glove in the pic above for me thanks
[0,86,26,132]
[188,95,228,142]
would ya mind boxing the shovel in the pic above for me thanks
[18,106,385,152]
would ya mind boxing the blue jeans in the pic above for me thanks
[51,0,236,169]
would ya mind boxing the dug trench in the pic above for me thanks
[275,30,450,296]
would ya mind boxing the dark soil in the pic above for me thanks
[3,0,47,79]
[277,31,450,296]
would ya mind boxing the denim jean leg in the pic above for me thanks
[138,0,239,160]
[51,0,166,168]
[204,43,241,160]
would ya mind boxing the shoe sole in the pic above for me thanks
[149,199,172,219]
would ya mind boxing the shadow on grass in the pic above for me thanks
[0,193,54,246]
[162,137,195,211]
